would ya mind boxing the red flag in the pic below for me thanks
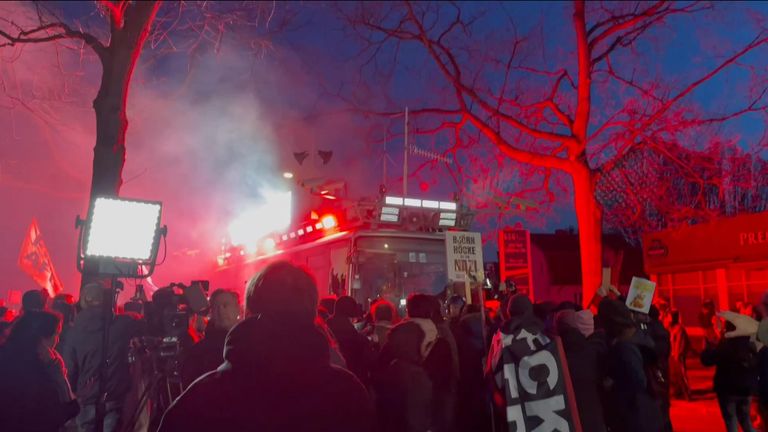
[18,218,63,297]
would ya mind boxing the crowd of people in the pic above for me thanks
[2,263,768,432]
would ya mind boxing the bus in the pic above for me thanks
[211,194,473,310]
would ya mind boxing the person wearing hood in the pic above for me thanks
[60,282,144,432]
[327,295,375,384]
[555,309,607,432]
[373,320,433,432]
[598,299,664,432]
[180,289,241,388]
[158,261,372,432]
[406,294,459,432]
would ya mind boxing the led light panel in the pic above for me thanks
[85,197,162,261]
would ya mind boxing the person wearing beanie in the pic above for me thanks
[555,309,607,432]
[160,261,373,432]
[598,299,664,432]
[327,295,375,384]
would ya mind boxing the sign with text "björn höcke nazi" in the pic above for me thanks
[446,231,485,282]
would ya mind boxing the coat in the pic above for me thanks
[602,331,664,432]
[559,326,607,432]
[373,321,433,432]
[159,316,373,432]
[180,324,228,388]
[60,308,143,405]
[701,336,758,397]
[0,346,79,432]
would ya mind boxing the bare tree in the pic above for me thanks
[340,0,768,304]
[0,0,289,197]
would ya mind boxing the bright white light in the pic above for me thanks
[385,196,404,206]
[283,172,294,179]
[422,200,440,209]
[439,218,457,227]
[322,215,338,229]
[404,198,422,207]
[439,201,457,210]
[228,189,292,248]
[381,207,400,215]
[380,214,399,223]
[439,212,457,220]
[306,226,314,233]
[85,197,162,260]
[399,298,407,306]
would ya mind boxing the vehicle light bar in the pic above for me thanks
[422,200,440,209]
[385,196,404,205]
[404,198,421,207]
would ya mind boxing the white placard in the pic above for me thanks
[446,232,484,282]
[626,276,657,314]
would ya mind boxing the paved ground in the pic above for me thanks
[670,365,724,432]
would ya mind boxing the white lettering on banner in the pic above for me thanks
[519,350,558,394]
[504,362,520,399]
[524,396,569,432]
[506,404,527,432]
[515,328,550,351]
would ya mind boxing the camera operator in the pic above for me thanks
[180,288,241,388]
[61,282,144,432]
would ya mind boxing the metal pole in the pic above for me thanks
[403,106,408,196]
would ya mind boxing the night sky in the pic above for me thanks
[1,1,766,300]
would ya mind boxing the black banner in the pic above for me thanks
[488,327,581,432]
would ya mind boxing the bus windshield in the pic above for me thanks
[352,235,448,308]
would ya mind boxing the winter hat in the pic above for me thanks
[554,309,578,334]
[574,310,595,337]
[506,294,534,319]
[409,317,438,358]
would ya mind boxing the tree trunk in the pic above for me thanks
[89,1,160,198]
[571,163,603,308]
[81,2,159,288]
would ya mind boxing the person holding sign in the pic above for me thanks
[598,299,664,432]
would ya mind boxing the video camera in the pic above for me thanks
[127,281,210,366]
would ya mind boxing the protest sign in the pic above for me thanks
[489,325,581,432]
[626,276,657,314]
[446,232,484,282]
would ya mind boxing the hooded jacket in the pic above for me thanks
[60,307,144,405]
[159,316,373,432]
[373,321,433,432]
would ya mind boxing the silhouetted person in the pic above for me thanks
[61,282,143,432]
[701,321,758,432]
[180,289,241,388]
[408,293,459,432]
[369,299,397,351]
[159,261,373,432]
[52,294,77,357]
[0,310,80,431]
[327,295,374,384]
[22,289,49,313]
[667,310,691,401]
[598,299,664,432]
[373,321,433,432]
[555,309,607,432]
